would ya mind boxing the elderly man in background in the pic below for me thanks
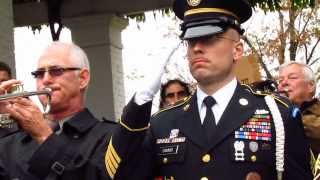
[0,42,115,180]
[278,61,320,179]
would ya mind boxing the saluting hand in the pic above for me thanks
[8,97,53,144]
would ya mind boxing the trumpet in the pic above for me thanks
[0,84,52,128]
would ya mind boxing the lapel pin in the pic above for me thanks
[239,98,248,106]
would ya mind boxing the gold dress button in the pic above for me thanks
[251,155,257,162]
[202,154,211,163]
[163,157,168,164]
[200,177,208,180]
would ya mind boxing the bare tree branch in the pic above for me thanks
[304,43,308,61]
[306,37,320,64]
[309,57,320,66]
[242,35,274,80]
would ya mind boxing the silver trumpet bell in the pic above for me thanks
[0,84,52,128]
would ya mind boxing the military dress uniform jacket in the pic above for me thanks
[0,108,115,180]
[107,84,312,180]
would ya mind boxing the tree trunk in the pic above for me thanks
[288,0,298,61]
[277,10,286,65]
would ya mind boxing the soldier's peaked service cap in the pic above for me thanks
[173,0,253,39]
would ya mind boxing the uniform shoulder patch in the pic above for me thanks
[241,84,290,108]
[152,96,192,117]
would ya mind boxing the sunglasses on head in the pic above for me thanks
[31,66,81,79]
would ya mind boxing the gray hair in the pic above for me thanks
[43,42,90,71]
[279,61,315,83]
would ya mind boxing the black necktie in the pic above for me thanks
[203,96,216,141]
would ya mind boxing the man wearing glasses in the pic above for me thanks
[0,42,115,179]
[106,0,312,179]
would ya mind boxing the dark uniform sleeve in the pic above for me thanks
[282,105,313,179]
[27,121,115,180]
[0,159,9,180]
[105,96,153,179]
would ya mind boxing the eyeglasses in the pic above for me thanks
[31,67,81,79]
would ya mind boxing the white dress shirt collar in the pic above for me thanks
[197,78,237,124]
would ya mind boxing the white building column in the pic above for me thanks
[0,0,15,76]
[64,14,128,120]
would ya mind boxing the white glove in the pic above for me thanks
[134,41,182,105]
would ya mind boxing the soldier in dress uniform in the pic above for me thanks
[105,0,312,179]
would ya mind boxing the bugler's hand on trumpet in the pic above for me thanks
[0,79,53,144]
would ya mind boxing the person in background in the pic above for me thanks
[159,79,191,109]
[0,62,16,138]
[0,62,12,83]
[278,61,320,179]
[105,0,312,179]
[0,42,115,180]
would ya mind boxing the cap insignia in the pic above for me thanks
[187,0,201,7]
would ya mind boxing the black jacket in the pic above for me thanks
[108,83,312,180]
[0,108,115,180]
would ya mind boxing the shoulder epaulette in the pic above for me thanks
[241,84,289,108]
[152,96,192,117]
